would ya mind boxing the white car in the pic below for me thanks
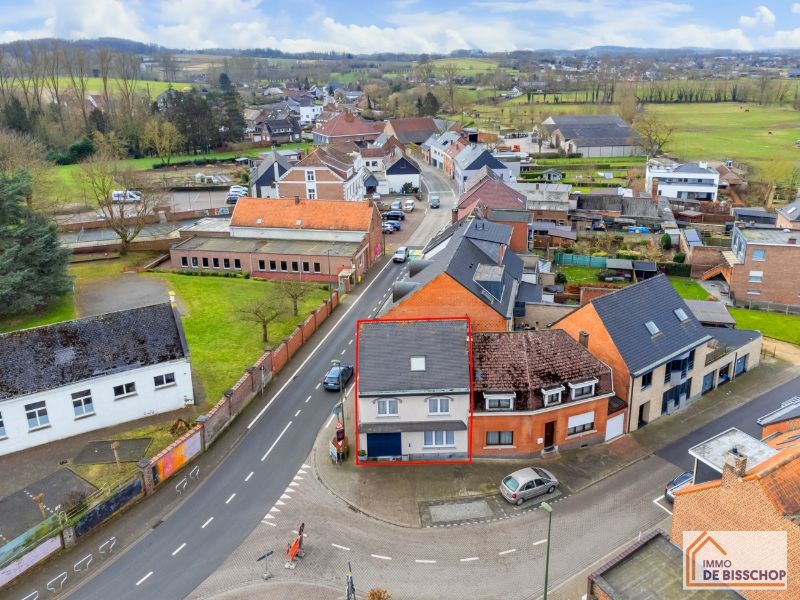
[111,190,141,203]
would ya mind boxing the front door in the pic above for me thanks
[367,432,401,458]
[638,402,649,428]
[544,421,555,450]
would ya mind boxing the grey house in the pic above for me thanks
[356,319,471,462]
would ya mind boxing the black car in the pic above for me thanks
[664,471,693,503]
[382,210,406,221]
[323,364,354,391]
[383,220,401,231]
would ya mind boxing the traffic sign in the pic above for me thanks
[336,421,343,431]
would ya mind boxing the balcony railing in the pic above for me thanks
[705,345,732,366]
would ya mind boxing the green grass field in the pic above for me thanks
[430,57,518,76]
[16,77,179,97]
[559,265,602,283]
[644,103,800,176]
[728,307,800,344]
[669,277,712,300]
[147,273,329,403]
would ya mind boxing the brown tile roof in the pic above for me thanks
[314,112,378,138]
[230,197,376,232]
[386,117,439,143]
[472,329,613,411]
[458,179,526,213]
[294,146,354,179]
[446,138,468,159]
[748,447,800,516]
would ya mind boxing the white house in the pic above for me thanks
[287,95,322,125]
[645,161,720,201]
[428,131,462,170]
[385,155,421,193]
[453,145,513,194]
[0,303,193,456]
[356,318,471,462]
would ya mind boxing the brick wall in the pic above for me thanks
[762,417,800,438]
[731,244,800,306]
[279,168,345,200]
[383,272,509,332]
[688,245,726,279]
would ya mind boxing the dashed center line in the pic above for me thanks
[371,554,392,560]
[172,543,186,556]
[532,539,547,546]
[415,559,437,564]
[498,548,517,555]
[201,517,214,529]
[348,338,353,345]
[294,409,301,417]
[315,382,321,390]
[261,421,292,461]
[225,493,236,504]
[305,395,311,403]
[460,557,479,562]
[331,543,351,551]
[135,571,153,586]
[245,471,254,482]
[340,348,346,355]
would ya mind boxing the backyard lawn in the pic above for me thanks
[147,273,329,404]
[728,308,800,345]
[558,265,602,284]
[668,277,712,300]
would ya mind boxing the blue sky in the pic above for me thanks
[1,0,800,52]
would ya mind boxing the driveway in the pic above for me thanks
[75,272,172,317]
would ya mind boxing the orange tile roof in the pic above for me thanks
[230,197,376,231]
[750,447,800,516]
[674,480,722,497]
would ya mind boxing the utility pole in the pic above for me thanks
[541,501,553,600]
[345,561,356,600]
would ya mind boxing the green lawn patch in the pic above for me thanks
[147,273,329,403]
[0,294,76,333]
[728,308,800,344]
[559,265,603,284]
[668,277,712,300]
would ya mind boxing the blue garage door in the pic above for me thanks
[367,432,401,458]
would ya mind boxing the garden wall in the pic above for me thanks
[74,477,143,538]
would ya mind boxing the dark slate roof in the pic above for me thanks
[778,199,800,222]
[360,420,468,434]
[589,275,712,376]
[0,303,188,400]
[685,301,736,326]
[683,229,703,248]
[633,261,657,272]
[517,281,543,303]
[472,329,613,411]
[252,153,291,187]
[386,155,420,176]
[357,319,470,396]
[704,326,760,350]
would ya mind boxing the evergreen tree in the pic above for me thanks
[218,72,232,91]
[3,96,33,134]
[421,91,440,116]
[0,173,72,316]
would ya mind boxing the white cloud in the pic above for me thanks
[792,3,800,14]
[759,28,800,47]
[739,5,776,28]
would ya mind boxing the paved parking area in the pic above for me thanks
[420,488,565,527]
[75,272,171,317]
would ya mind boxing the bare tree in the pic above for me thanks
[240,295,287,344]
[440,63,459,112]
[141,118,184,165]
[26,41,45,113]
[633,112,675,157]
[66,46,91,130]
[0,47,15,102]
[96,47,114,117]
[277,280,313,317]
[158,53,180,82]
[0,129,55,211]
[114,53,140,124]
[414,61,434,87]
[451,88,472,124]
[10,42,33,113]
[43,40,66,135]
[77,153,164,254]
[615,84,638,124]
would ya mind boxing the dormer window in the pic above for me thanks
[569,378,598,400]
[485,394,513,411]
[542,386,564,407]
[410,356,426,372]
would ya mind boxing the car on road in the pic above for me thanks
[383,220,401,231]
[393,246,409,263]
[382,222,396,234]
[500,467,559,506]
[664,471,693,503]
[323,364,354,391]
[383,210,406,221]
[390,200,403,210]
[403,199,415,212]
[112,190,141,203]
[429,194,440,208]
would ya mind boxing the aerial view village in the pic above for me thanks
[1,1,800,599]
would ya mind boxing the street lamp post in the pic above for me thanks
[541,501,553,600]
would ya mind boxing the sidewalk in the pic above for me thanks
[314,356,798,529]
[3,258,391,599]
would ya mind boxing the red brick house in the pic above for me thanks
[312,112,381,145]
[169,197,383,283]
[471,329,625,457]
[277,146,367,201]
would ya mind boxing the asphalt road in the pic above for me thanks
[65,175,453,600]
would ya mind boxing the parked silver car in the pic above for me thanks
[500,467,558,505]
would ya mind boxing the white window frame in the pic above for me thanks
[542,386,564,407]
[748,270,763,283]
[485,394,513,411]
[305,170,315,181]
[423,430,455,448]
[25,401,50,431]
[154,372,176,389]
[427,397,450,415]
[747,290,761,295]
[72,389,95,418]
[569,379,597,400]
[113,382,137,399]
[180,256,189,267]
[307,188,316,199]
[752,249,766,262]
[410,356,426,372]
[0,411,6,439]
[376,398,399,417]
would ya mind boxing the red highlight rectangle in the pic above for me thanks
[354,316,473,467]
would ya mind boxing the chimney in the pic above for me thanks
[451,208,459,224]
[579,331,589,348]
[294,195,300,205]
[722,446,747,485]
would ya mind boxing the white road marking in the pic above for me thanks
[340,348,346,355]
[371,554,392,560]
[261,421,292,461]
[305,395,311,403]
[246,258,395,430]
[415,559,437,564]
[298,469,307,475]
[332,543,351,551]
[172,543,186,556]
[294,409,301,417]
[498,548,517,556]
[262,520,276,526]
[225,493,236,504]
[264,514,275,520]
[293,475,304,481]
[315,383,321,390]
[135,572,153,586]
[288,482,299,488]
[652,496,673,515]
[276,500,285,506]
[280,493,292,499]
[302,463,310,468]
[348,338,353,345]
[245,472,254,482]
[460,557,479,562]
[270,506,280,513]
[201,517,214,529]
[325,414,335,428]
[532,539,547,546]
